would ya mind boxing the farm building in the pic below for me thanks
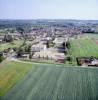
[33,49,65,63]
[76,57,98,67]
[31,43,46,52]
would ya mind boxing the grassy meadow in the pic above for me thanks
[0,61,32,96]
[0,40,24,51]
[69,38,98,57]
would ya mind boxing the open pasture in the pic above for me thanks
[0,40,24,51]
[69,38,98,57]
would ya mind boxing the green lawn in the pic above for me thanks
[0,61,32,96]
[69,38,98,57]
[0,40,24,51]
[0,62,98,100]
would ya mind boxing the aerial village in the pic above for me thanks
[0,20,98,67]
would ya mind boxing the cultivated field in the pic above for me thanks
[1,34,98,100]
[1,61,98,100]
[69,38,98,57]
[0,61,32,96]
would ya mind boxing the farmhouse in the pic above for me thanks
[32,49,65,63]
[76,57,98,67]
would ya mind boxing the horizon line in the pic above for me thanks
[0,18,98,21]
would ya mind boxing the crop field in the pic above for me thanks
[1,62,98,100]
[0,61,32,96]
[69,38,98,57]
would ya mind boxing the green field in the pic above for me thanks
[83,33,98,39]
[0,61,98,100]
[0,61,32,96]
[69,38,98,57]
[0,40,24,51]
[1,34,98,100]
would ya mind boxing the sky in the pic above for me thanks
[0,0,98,20]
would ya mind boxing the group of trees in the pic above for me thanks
[46,40,55,48]
[17,44,32,58]
[66,41,71,49]
[46,41,50,48]
[62,41,70,54]
[16,27,31,40]
[0,53,4,63]
[62,41,72,63]
[66,56,72,62]
[3,34,13,42]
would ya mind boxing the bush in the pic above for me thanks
[66,56,72,62]
[17,48,25,57]
[29,53,32,59]
[0,56,4,63]
[66,41,70,49]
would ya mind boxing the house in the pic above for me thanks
[90,59,98,66]
[76,57,98,67]
[54,53,65,63]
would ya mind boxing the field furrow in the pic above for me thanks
[1,64,98,100]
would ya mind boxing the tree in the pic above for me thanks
[17,48,24,57]
[29,53,32,60]
[24,45,31,53]
[66,41,70,49]
[66,56,72,62]
[16,27,26,40]
[64,50,68,55]
[62,42,66,48]
[28,45,31,52]
[46,41,49,48]
[3,34,13,42]
[0,53,4,63]
[13,47,17,52]
[0,56,4,63]
[16,27,24,34]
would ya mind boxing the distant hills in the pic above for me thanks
[0,19,98,29]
